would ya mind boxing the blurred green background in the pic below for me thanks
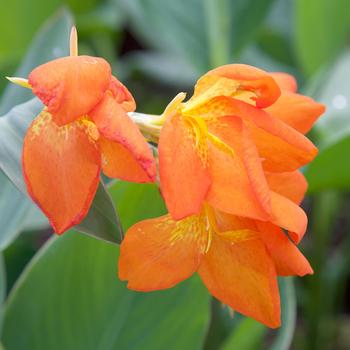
[1,0,350,349]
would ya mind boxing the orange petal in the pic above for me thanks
[109,75,136,112]
[23,110,100,234]
[270,191,307,244]
[266,171,308,205]
[189,96,318,172]
[29,56,111,126]
[159,114,211,220]
[198,235,280,328]
[90,92,156,182]
[99,137,152,182]
[265,92,325,134]
[206,117,270,220]
[199,64,281,108]
[270,72,297,92]
[257,221,313,276]
[119,214,206,291]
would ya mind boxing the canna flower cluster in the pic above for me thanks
[119,65,325,327]
[11,27,325,328]
[10,28,156,233]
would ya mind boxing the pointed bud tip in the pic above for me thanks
[69,26,78,56]
[6,77,32,89]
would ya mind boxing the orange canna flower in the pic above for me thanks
[13,27,156,234]
[156,65,324,236]
[118,168,313,328]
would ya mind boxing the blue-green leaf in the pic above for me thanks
[0,172,47,250]
[2,232,210,350]
[304,51,350,192]
[271,278,296,350]
[0,253,6,337]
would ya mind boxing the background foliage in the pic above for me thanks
[1,0,350,349]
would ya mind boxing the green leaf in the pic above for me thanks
[312,51,350,147]
[0,253,5,337]
[227,0,276,56]
[119,0,209,73]
[0,9,73,115]
[120,51,199,87]
[109,181,167,230]
[220,318,266,350]
[304,51,350,192]
[120,0,275,86]
[305,136,350,192]
[0,1,63,68]
[295,0,350,76]
[271,278,296,350]
[2,232,210,350]
[0,172,47,250]
[0,98,121,244]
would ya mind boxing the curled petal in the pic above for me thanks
[119,214,206,291]
[90,92,156,182]
[270,192,307,243]
[197,64,281,108]
[265,93,325,134]
[192,96,318,172]
[109,76,136,112]
[99,137,153,183]
[270,72,297,93]
[206,117,270,220]
[23,110,101,234]
[266,171,308,205]
[198,235,280,328]
[257,221,313,277]
[159,114,211,220]
[29,56,111,126]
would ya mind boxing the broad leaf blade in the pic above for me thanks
[295,0,350,76]
[119,0,209,72]
[271,278,296,350]
[0,98,121,244]
[0,9,73,115]
[0,254,5,337]
[2,232,210,350]
[304,51,350,192]
[305,136,350,192]
[0,172,47,250]
[109,181,167,230]
[220,318,266,350]
[313,51,350,147]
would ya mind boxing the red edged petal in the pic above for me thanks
[159,114,211,220]
[265,93,326,134]
[206,117,270,220]
[23,110,100,234]
[29,56,111,126]
[266,171,308,205]
[198,235,281,328]
[270,72,297,92]
[270,191,307,243]
[119,214,206,291]
[257,221,313,276]
[109,76,136,112]
[201,64,281,108]
[90,92,156,182]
